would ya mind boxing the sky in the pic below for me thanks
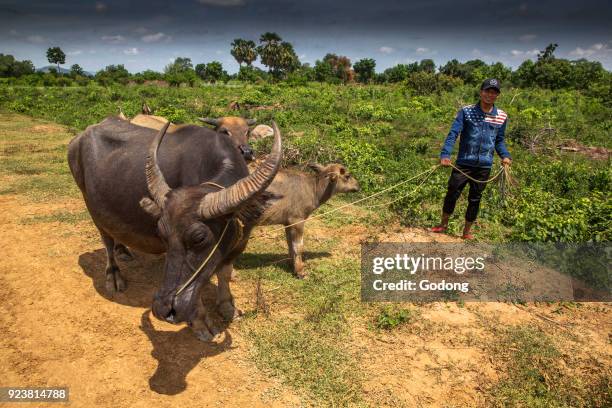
[1,0,611,73]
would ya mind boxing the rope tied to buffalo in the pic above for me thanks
[254,162,515,240]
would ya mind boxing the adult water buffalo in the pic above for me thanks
[68,117,282,340]
[199,117,257,161]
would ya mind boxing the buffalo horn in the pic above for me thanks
[199,121,282,219]
[198,117,220,127]
[145,121,172,207]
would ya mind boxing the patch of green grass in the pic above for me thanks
[0,174,80,200]
[20,209,90,225]
[373,305,417,330]
[489,326,611,407]
[245,319,363,406]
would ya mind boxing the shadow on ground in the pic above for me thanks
[78,248,164,308]
[140,309,233,395]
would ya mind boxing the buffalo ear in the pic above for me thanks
[327,172,339,182]
[307,162,325,173]
[140,197,161,219]
[246,118,257,126]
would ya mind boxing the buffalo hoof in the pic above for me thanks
[192,327,215,342]
[105,267,127,294]
[114,245,134,262]
[217,301,243,322]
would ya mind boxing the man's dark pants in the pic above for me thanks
[443,164,491,222]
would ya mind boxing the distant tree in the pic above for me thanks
[70,64,84,77]
[439,59,461,77]
[196,61,226,83]
[0,54,35,77]
[570,59,606,90]
[512,59,535,87]
[164,57,193,74]
[537,43,558,62]
[406,72,462,95]
[237,65,268,82]
[95,64,130,85]
[230,38,257,67]
[139,70,164,81]
[382,64,411,83]
[418,59,435,74]
[313,59,335,83]
[164,57,197,86]
[353,58,376,83]
[320,53,353,83]
[46,47,66,72]
[256,32,299,79]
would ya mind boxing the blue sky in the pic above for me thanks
[1,0,611,73]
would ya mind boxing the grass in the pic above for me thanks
[0,110,79,200]
[488,326,611,407]
[19,209,90,225]
[245,319,363,406]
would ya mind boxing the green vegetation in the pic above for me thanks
[374,305,416,330]
[1,81,609,242]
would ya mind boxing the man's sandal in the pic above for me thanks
[461,233,475,240]
[430,225,447,233]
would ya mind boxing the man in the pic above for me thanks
[431,78,512,239]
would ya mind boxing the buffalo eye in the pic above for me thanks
[185,224,208,248]
[339,167,346,175]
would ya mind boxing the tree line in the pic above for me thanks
[1,36,610,95]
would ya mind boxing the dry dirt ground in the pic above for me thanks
[0,113,610,407]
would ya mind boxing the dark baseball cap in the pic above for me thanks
[481,78,501,92]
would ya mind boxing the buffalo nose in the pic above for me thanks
[239,144,255,161]
[152,295,176,323]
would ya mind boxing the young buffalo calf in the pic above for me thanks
[257,163,359,278]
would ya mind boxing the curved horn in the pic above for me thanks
[246,118,257,126]
[198,117,220,127]
[199,121,282,219]
[145,121,171,207]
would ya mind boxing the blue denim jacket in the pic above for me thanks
[440,103,511,168]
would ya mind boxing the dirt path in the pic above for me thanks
[0,195,301,407]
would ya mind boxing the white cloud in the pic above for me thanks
[95,2,107,12]
[379,46,394,54]
[416,47,429,53]
[196,0,245,6]
[472,48,482,56]
[141,32,170,43]
[133,27,149,34]
[26,35,46,44]
[9,29,18,36]
[510,49,539,57]
[519,34,537,42]
[67,50,83,56]
[123,47,139,55]
[101,35,125,43]
[569,43,610,58]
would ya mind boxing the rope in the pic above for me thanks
[253,162,512,242]
[448,163,505,184]
[359,165,437,209]
[175,219,231,296]
[260,165,441,236]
